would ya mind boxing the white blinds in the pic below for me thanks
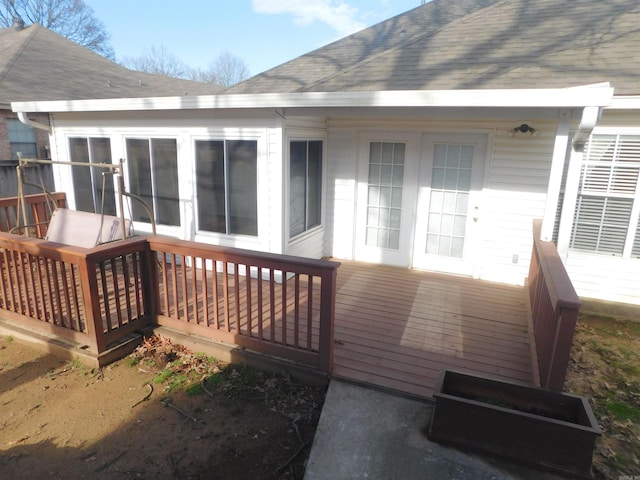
[570,135,640,255]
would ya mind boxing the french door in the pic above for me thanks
[412,133,487,275]
[354,132,419,266]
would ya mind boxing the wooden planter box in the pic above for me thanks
[428,370,601,478]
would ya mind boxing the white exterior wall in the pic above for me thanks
[325,116,559,286]
[46,106,640,306]
[558,109,640,306]
[48,110,283,254]
[479,121,557,284]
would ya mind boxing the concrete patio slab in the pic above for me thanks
[304,380,568,480]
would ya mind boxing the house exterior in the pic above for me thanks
[0,22,216,195]
[11,0,640,306]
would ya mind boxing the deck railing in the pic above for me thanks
[0,232,153,355]
[0,192,66,237]
[147,237,340,373]
[0,193,340,372]
[528,219,581,390]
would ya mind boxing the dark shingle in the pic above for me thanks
[0,24,218,106]
[227,0,640,95]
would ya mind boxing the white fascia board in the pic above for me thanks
[11,85,614,114]
[608,96,640,110]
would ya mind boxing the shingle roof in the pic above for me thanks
[0,24,218,107]
[228,0,640,95]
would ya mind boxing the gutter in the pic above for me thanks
[11,84,615,114]
[572,106,600,152]
[17,111,51,133]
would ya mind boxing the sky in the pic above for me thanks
[83,0,426,76]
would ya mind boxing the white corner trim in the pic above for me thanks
[11,84,614,114]
[540,111,570,241]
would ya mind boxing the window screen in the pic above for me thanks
[290,140,322,237]
[196,140,258,236]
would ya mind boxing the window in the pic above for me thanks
[7,118,37,159]
[69,137,116,215]
[570,134,640,257]
[195,140,258,236]
[126,138,180,226]
[290,140,322,237]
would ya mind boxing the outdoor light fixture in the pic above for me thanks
[509,123,539,137]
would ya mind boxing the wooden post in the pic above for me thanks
[318,266,338,373]
[78,255,104,354]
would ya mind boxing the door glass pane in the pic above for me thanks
[365,142,405,249]
[153,139,180,226]
[196,140,226,233]
[425,143,473,258]
[228,140,258,235]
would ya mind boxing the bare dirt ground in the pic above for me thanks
[2,313,638,480]
[0,335,325,480]
[565,314,640,479]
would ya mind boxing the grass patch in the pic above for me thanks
[566,314,640,478]
[6,336,13,342]
[606,401,640,422]
[125,356,140,367]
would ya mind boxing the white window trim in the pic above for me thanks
[285,130,327,243]
[190,132,268,248]
[557,129,640,259]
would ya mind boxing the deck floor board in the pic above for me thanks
[332,260,534,397]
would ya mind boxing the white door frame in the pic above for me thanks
[354,130,420,267]
[412,132,489,276]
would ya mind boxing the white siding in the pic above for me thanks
[325,117,560,286]
[287,227,325,258]
[325,125,357,259]
[565,252,640,306]
[479,121,557,284]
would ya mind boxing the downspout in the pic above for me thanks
[571,105,601,152]
[17,111,51,133]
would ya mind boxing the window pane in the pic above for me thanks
[152,139,180,226]
[228,140,258,235]
[127,139,152,223]
[90,138,116,216]
[307,141,322,229]
[69,138,94,213]
[196,140,226,233]
[572,134,640,256]
[7,119,37,160]
[571,196,631,254]
[633,215,640,258]
[290,141,307,237]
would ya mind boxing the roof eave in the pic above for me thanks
[11,84,615,114]
[607,96,640,110]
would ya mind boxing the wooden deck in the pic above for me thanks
[332,261,534,398]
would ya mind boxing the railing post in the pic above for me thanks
[143,241,159,325]
[545,306,580,390]
[528,219,581,391]
[78,256,106,354]
[318,266,337,373]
